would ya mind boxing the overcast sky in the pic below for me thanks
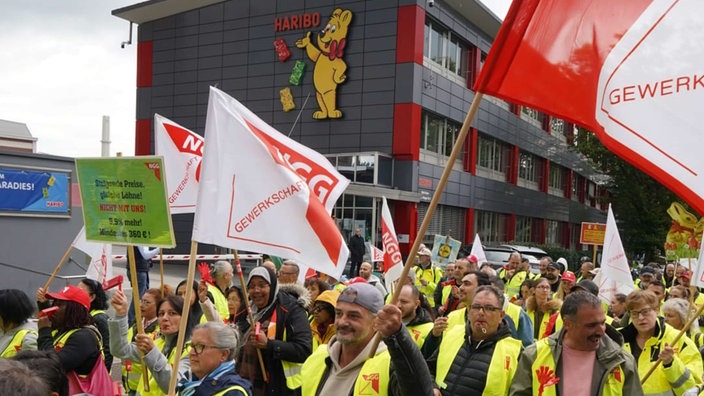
[0,0,510,158]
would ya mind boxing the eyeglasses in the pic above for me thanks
[191,343,223,355]
[535,285,551,290]
[470,304,501,313]
[630,308,653,318]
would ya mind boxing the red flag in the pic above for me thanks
[475,0,704,213]
[380,197,403,289]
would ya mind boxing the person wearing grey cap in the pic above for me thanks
[236,266,311,396]
[300,282,434,396]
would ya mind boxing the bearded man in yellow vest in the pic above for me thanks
[300,282,434,396]
[395,284,433,348]
[509,291,643,396]
[427,285,522,396]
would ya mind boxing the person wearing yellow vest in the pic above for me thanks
[396,284,434,348]
[300,282,434,396]
[427,285,522,396]
[662,298,704,349]
[122,287,167,396]
[78,278,113,371]
[237,266,312,396]
[0,289,37,358]
[619,290,702,396]
[505,252,529,300]
[36,284,112,395]
[510,291,643,396]
[207,260,235,321]
[110,291,194,395]
[436,259,468,317]
[310,290,339,350]
[177,322,252,395]
[416,247,444,309]
[526,277,562,341]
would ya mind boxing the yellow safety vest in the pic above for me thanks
[0,328,36,358]
[447,307,466,331]
[623,323,702,396]
[213,385,249,396]
[301,345,391,396]
[506,271,528,299]
[504,303,522,331]
[532,337,624,396]
[415,266,442,308]
[435,324,521,395]
[268,308,302,389]
[526,309,559,341]
[121,324,160,392]
[441,283,453,308]
[137,337,191,396]
[407,322,434,348]
[207,283,230,321]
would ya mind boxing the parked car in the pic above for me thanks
[459,244,548,275]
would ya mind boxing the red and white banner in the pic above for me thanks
[369,243,384,263]
[469,233,487,266]
[476,0,704,214]
[154,114,203,214]
[192,87,350,279]
[73,226,113,286]
[595,205,635,302]
[380,197,403,289]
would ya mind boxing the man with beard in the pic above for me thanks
[300,283,433,396]
[544,261,562,294]
[396,284,434,348]
[510,292,642,396]
[427,286,523,396]
[359,262,387,298]
[536,256,552,280]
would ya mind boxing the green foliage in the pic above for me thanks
[573,127,679,262]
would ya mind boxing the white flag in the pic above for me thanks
[692,233,704,288]
[73,226,113,285]
[596,205,635,303]
[193,87,350,279]
[380,197,403,289]
[154,114,203,214]
[369,243,384,263]
[469,233,488,266]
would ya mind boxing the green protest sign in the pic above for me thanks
[75,157,175,247]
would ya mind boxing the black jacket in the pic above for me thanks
[38,326,101,376]
[349,234,366,261]
[427,320,515,396]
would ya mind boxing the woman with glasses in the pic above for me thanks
[110,291,194,395]
[619,290,703,395]
[121,287,172,396]
[525,277,562,340]
[177,321,252,395]
[199,282,248,330]
[309,290,339,350]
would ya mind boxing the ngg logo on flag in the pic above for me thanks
[192,87,350,279]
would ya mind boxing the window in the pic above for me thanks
[521,106,545,129]
[515,216,532,243]
[475,210,508,244]
[545,220,565,247]
[417,203,466,244]
[476,134,507,180]
[518,151,540,189]
[424,20,467,81]
[548,164,564,196]
[420,111,464,167]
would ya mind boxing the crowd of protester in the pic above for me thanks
[4,251,704,395]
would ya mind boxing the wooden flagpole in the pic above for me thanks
[234,249,268,382]
[42,244,73,291]
[167,240,199,395]
[641,300,704,384]
[159,248,165,296]
[368,93,484,357]
[127,246,150,391]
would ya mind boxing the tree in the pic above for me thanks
[573,127,679,262]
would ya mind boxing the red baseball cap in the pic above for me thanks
[679,271,692,280]
[468,254,478,264]
[561,271,576,283]
[46,284,91,310]
[346,277,368,285]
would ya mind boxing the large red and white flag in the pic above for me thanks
[73,226,113,286]
[380,197,403,289]
[476,0,704,213]
[154,114,203,214]
[193,87,350,279]
[594,205,635,302]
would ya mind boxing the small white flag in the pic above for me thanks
[369,243,384,263]
[469,233,488,266]
[596,205,635,303]
[73,226,113,286]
